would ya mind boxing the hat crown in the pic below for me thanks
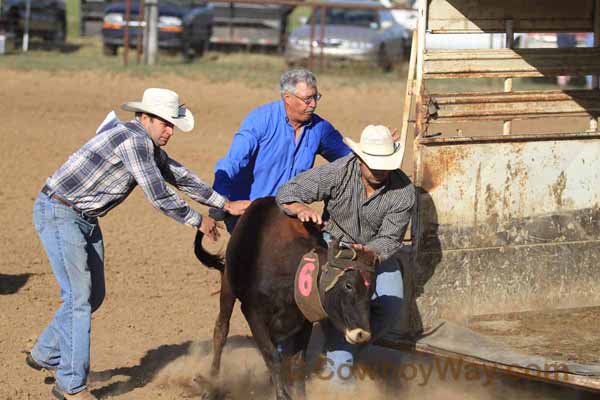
[141,88,180,115]
[121,87,194,132]
[359,125,395,156]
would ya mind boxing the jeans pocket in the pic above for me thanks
[54,207,89,246]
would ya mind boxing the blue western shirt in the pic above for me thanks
[213,100,351,200]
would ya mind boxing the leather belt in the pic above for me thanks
[41,185,96,222]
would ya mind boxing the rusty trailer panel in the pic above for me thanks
[410,134,600,325]
[427,0,594,33]
[378,338,600,393]
[386,0,600,392]
[425,90,600,122]
[423,48,600,80]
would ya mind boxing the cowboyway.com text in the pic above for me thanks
[285,357,570,385]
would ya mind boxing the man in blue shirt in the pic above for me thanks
[211,68,351,231]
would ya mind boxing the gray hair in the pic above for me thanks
[280,69,317,95]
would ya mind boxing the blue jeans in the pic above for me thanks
[31,192,105,394]
[321,233,404,384]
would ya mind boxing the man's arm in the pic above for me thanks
[115,136,215,228]
[276,158,344,221]
[365,193,415,262]
[317,122,351,162]
[155,149,249,216]
[213,115,261,198]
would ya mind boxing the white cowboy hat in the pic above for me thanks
[343,125,404,170]
[121,88,194,132]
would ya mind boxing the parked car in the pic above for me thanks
[379,0,417,31]
[285,0,409,71]
[80,0,109,36]
[515,32,591,49]
[424,32,590,51]
[102,0,213,61]
[1,0,67,44]
[209,2,294,52]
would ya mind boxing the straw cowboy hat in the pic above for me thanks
[343,125,404,170]
[122,88,194,132]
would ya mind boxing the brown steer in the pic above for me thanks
[195,197,378,400]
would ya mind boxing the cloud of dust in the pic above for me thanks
[153,338,273,399]
[151,339,570,400]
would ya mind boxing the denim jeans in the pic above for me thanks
[320,232,404,385]
[31,192,105,394]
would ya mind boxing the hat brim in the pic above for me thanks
[122,101,195,132]
[343,137,404,170]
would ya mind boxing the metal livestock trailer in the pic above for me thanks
[380,0,600,392]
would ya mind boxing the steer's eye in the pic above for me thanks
[345,282,354,291]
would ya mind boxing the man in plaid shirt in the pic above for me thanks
[277,125,415,388]
[27,88,249,400]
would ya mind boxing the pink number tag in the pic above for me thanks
[298,260,316,297]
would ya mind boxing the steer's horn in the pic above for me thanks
[328,237,340,265]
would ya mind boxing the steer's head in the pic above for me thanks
[320,241,378,345]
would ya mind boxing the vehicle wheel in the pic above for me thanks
[46,22,66,44]
[378,45,393,72]
[401,39,410,61]
[183,40,207,62]
[182,43,196,63]
[103,44,118,56]
[182,47,196,63]
[195,40,207,58]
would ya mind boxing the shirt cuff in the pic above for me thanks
[187,210,202,228]
[207,190,226,209]
[209,207,227,221]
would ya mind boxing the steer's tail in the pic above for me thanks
[194,231,225,272]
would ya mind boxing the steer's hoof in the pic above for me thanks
[275,388,293,400]
[194,374,223,400]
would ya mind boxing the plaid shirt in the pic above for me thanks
[45,117,225,227]
[276,154,415,261]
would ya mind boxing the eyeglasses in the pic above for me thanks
[289,92,322,104]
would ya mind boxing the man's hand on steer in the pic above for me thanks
[283,202,322,225]
[199,215,221,241]
[297,206,322,225]
[224,200,251,216]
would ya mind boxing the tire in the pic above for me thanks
[45,22,66,45]
[182,40,207,63]
[103,44,118,56]
[182,47,196,63]
[378,45,393,72]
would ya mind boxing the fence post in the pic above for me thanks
[144,0,158,65]
[591,0,600,131]
[22,0,30,52]
[309,4,316,70]
[123,0,131,66]
[503,19,514,135]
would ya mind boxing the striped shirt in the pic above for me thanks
[276,154,415,261]
[45,115,225,227]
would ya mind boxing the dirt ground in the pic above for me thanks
[0,69,407,399]
[468,307,600,366]
[0,69,597,400]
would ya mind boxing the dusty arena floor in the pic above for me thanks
[0,69,408,400]
[1,68,597,399]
